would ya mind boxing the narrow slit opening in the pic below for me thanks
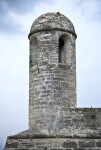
[59,38,64,63]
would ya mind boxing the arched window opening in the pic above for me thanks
[59,38,64,63]
[59,34,71,65]
[30,37,38,67]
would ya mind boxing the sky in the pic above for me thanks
[0,0,101,149]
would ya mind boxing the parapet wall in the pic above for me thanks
[54,108,101,137]
[30,107,101,137]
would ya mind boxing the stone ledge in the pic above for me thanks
[7,129,101,139]
[28,28,77,39]
[4,135,101,150]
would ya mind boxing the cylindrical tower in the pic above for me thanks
[28,12,77,134]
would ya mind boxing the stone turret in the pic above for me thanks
[28,12,77,133]
[4,12,101,150]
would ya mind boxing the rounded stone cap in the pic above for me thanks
[28,12,77,39]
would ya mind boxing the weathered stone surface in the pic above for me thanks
[96,141,101,147]
[79,141,95,148]
[29,12,77,132]
[29,12,77,39]
[29,107,101,137]
[63,141,77,148]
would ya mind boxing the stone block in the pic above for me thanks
[63,141,77,148]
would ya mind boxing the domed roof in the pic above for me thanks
[28,12,76,38]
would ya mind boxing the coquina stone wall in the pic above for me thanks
[21,108,101,137]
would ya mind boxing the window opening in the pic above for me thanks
[59,34,71,65]
[30,37,38,67]
[59,38,64,63]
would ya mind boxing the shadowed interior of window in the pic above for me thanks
[59,38,64,63]
[59,34,71,65]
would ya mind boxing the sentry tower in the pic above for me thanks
[4,12,101,150]
[28,12,77,133]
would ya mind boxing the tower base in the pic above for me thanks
[4,129,101,150]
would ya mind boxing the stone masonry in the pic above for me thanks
[4,12,101,150]
[29,12,76,132]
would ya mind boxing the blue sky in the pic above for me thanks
[0,0,101,149]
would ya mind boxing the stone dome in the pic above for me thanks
[28,12,76,39]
